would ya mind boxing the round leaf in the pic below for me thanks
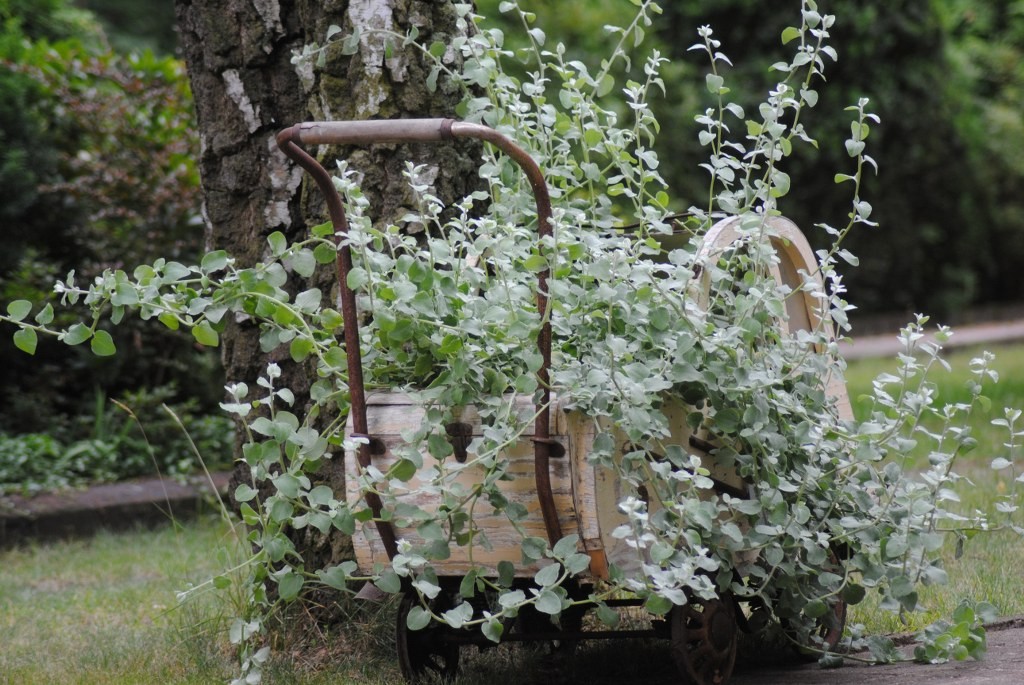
[534,589,562,615]
[406,605,431,631]
[90,330,116,356]
[234,483,258,503]
[781,26,802,45]
[534,563,560,588]
[375,569,402,594]
[804,598,828,619]
[192,321,220,347]
[62,323,92,346]
[6,300,32,322]
[644,594,673,616]
[596,603,620,628]
[290,337,315,362]
[13,328,37,355]
[34,303,54,325]
[267,231,288,256]
[278,572,304,601]
[841,583,867,605]
[482,617,503,643]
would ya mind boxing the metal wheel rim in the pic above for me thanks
[670,597,738,685]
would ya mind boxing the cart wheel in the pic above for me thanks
[670,596,738,685]
[396,593,460,683]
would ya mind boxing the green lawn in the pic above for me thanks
[0,519,241,685]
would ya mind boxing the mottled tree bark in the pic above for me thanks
[174,0,479,572]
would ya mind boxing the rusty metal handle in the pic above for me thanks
[286,119,454,145]
[276,119,563,553]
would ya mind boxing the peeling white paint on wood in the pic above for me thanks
[222,69,261,133]
[345,393,579,577]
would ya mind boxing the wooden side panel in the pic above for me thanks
[568,397,751,579]
[344,393,580,577]
[345,394,757,581]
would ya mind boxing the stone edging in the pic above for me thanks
[0,472,231,549]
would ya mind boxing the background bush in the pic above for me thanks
[0,0,229,483]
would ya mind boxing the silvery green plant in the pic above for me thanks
[3,1,1020,678]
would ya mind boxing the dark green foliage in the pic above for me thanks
[0,72,50,258]
[0,0,225,457]
[0,0,105,46]
[0,387,235,495]
[78,0,179,55]
[657,0,1024,319]
[938,0,1024,313]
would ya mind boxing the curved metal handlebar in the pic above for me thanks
[276,119,563,557]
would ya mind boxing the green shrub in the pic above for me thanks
[0,0,222,439]
[0,433,67,494]
[0,391,235,495]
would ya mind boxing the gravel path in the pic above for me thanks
[730,617,1024,685]
[840,319,1024,360]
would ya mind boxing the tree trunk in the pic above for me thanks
[174,0,479,573]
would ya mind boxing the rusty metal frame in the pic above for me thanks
[276,119,564,558]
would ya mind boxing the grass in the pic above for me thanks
[3,343,1024,683]
[0,515,689,685]
[843,341,1024,635]
[0,517,243,685]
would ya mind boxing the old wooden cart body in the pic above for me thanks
[277,119,851,685]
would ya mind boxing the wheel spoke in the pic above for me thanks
[671,598,738,685]
[688,641,714,661]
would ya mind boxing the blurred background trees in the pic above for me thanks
[0,0,230,489]
[655,0,1024,318]
[2,0,1024,487]
[477,0,1024,320]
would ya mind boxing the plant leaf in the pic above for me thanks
[90,330,116,356]
[6,300,32,322]
[13,328,37,355]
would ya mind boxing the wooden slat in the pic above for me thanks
[345,393,580,576]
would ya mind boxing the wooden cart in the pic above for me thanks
[277,119,851,684]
